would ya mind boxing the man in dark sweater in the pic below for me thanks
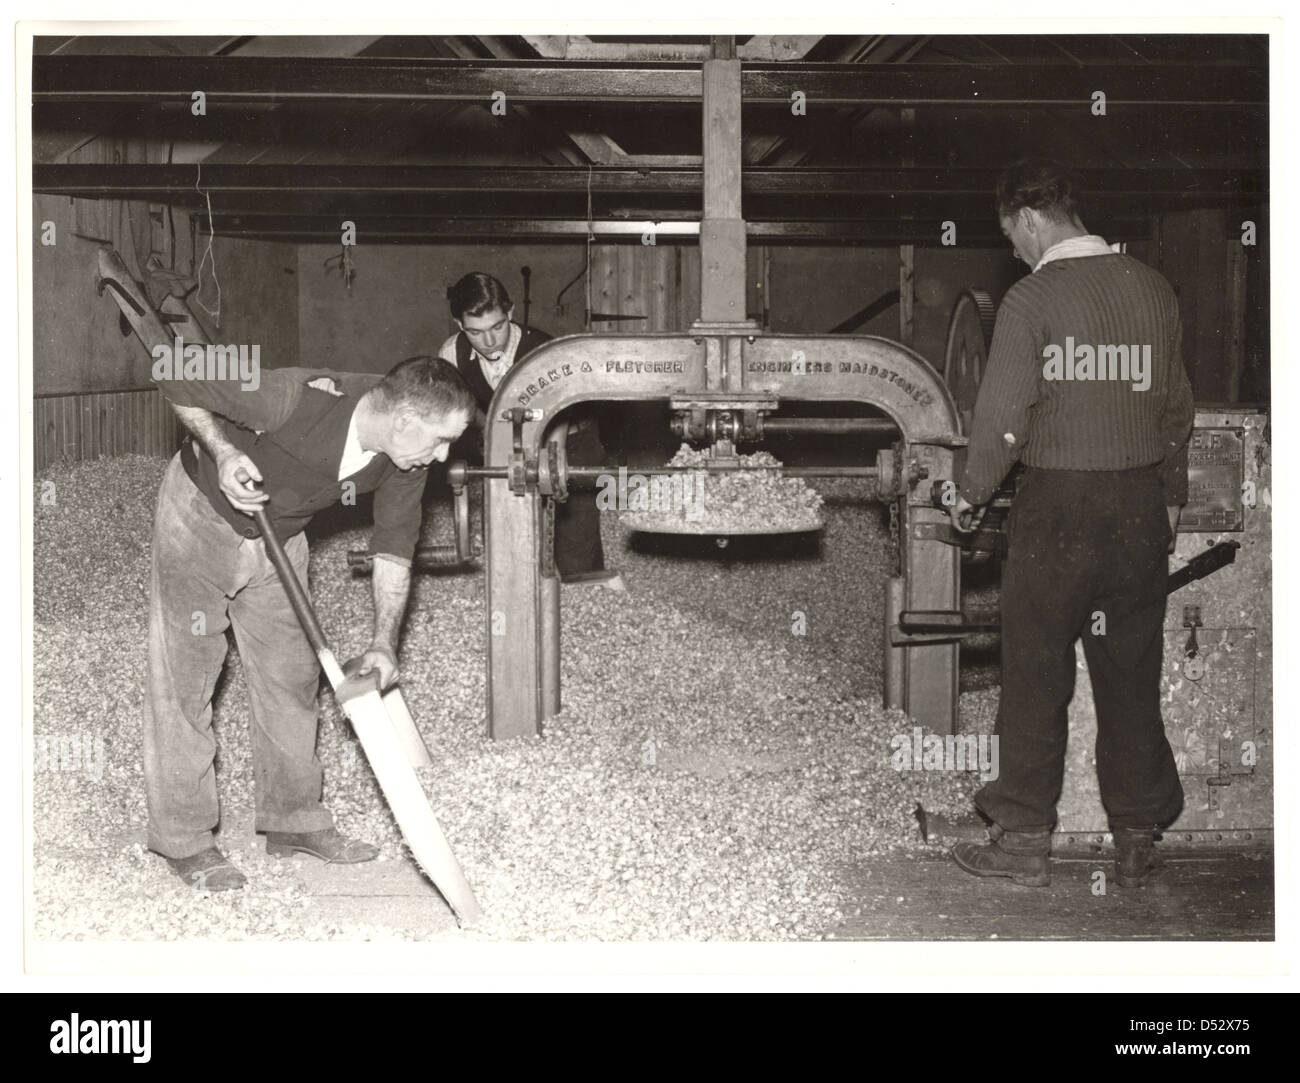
[949,159,1194,888]
[437,271,624,589]
[147,357,474,890]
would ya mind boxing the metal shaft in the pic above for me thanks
[454,463,880,483]
[761,418,900,436]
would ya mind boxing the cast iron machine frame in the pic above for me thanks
[479,332,966,738]
[470,47,968,739]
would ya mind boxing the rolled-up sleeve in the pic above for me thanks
[369,466,429,564]
[155,366,302,433]
[959,292,1040,505]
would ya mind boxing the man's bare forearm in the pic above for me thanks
[171,404,268,512]
[172,403,239,465]
[370,556,412,654]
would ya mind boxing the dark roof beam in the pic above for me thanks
[34,163,1263,201]
[33,56,1266,106]
[32,163,702,197]
[196,215,1153,244]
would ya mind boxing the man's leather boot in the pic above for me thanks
[951,823,1052,886]
[1114,827,1159,888]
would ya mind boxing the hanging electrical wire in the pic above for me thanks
[193,160,221,326]
[323,245,356,292]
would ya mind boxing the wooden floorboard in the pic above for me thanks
[827,849,1274,941]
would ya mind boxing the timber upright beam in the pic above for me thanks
[481,45,964,740]
[697,53,750,329]
[483,337,708,739]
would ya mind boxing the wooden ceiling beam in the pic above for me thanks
[34,56,1266,107]
[36,163,1263,200]
[197,214,1152,244]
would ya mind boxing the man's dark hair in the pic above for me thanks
[371,356,476,419]
[996,158,1084,224]
[446,272,512,322]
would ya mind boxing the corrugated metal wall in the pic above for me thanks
[33,387,181,472]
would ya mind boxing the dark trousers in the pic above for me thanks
[554,418,606,579]
[975,466,1184,833]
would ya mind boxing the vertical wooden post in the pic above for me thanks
[760,245,772,330]
[485,475,546,739]
[898,107,916,347]
[883,576,905,709]
[902,449,961,733]
[698,54,748,325]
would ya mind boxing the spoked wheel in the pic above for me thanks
[943,288,1009,565]
[942,288,996,435]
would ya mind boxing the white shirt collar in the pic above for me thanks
[338,406,377,481]
[1033,234,1117,272]
[477,322,522,390]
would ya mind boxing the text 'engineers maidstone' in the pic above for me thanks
[745,359,936,407]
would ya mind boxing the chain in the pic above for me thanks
[888,498,901,574]
[887,442,903,575]
[541,498,557,579]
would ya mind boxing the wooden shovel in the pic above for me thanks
[251,505,483,926]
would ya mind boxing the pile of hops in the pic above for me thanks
[620,444,824,536]
[32,456,989,942]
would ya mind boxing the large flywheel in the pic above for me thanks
[942,288,996,434]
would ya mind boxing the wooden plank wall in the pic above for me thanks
[586,245,704,465]
[34,388,181,473]
[590,245,701,332]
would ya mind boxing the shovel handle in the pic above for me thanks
[250,504,330,658]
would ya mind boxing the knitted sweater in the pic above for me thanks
[159,366,428,562]
[958,253,1194,506]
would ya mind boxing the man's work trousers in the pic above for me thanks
[974,465,1184,834]
[144,453,333,859]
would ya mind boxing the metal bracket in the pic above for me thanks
[876,443,906,499]
[1219,736,1256,779]
[1168,541,1241,593]
[911,521,959,544]
[669,394,778,411]
[546,441,567,502]
[502,406,544,496]
[910,519,1007,558]
[669,394,778,444]
[95,275,146,317]
[505,407,529,494]
[891,608,1000,644]
[453,480,472,560]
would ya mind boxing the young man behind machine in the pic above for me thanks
[437,271,625,590]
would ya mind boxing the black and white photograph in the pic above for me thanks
[15,14,1286,986]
